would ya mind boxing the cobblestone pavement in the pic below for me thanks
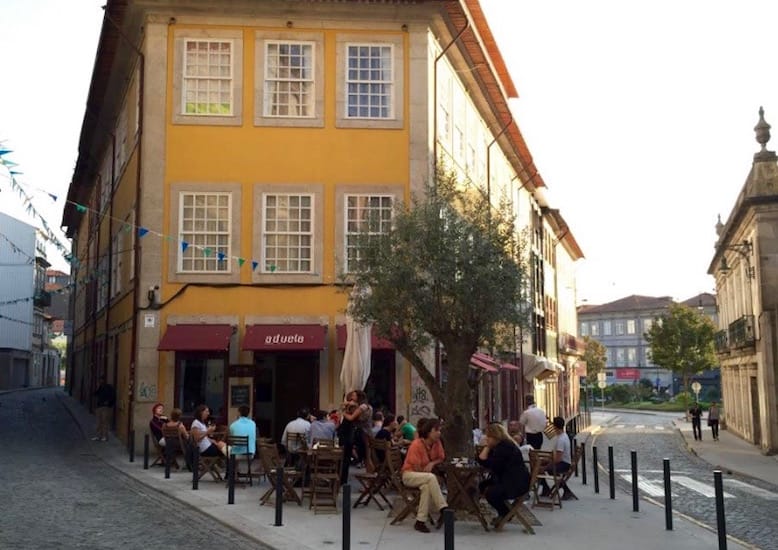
[593,411,778,550]
[0,388,269,550]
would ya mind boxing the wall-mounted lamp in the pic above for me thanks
[719,240,755,278]
[286,20,293,28]
[147,285,159,308]
[401,24,408,32]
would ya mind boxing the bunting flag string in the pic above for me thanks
[0,313,34,326]
[0,231,36,264]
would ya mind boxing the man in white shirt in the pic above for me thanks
[282,408,312,454]
[518,395,547,449]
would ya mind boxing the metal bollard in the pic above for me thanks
[573,438,579,477]
[192,447,200,490]
[164,439,173,479]
[608,446,615,500]
[342,483,351,550]
[593,446,600,494]
[129,430,135,462]
[444,507,455,550]
[228,455,236,505]
[581,444,587,485]
[143,434,149,470]
[631,450,639,512]
[663,458,673,530]
[714,470,727,550]
[274,466,283,526]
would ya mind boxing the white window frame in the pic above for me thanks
[344,194,394,273]
[615,321,626,336]
[580,322,589,336]
[177,192,233,274]
[173,29,243,126]
[336,34,403,129]
[263,40,315,118]
[261,193,314,274]
[590,322,599,336]
[603,320,612,336]
[182,39,234,116]
[627,319,636,334]
[344,43,394,120]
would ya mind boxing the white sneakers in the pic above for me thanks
[91,436,109,441]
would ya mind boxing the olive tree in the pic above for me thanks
[346,171,531,457]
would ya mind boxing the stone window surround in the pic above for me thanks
[252,183,324,285]
[334,184,402,278]
[172,28,244,127]
[335,33,404,129]
[254,30,325,128]
[167,182,243,284]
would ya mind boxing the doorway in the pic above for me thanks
[750,376,761,445]
[253,352,320,441]
[363,350,395,414]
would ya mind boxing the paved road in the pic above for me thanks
[0,388,269,550]
[593,410,778,550]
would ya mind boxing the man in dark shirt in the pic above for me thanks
[92,376,116,442]
[689,402,703,441]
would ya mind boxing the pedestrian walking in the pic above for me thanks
[689,401,703,441]
[92,376,116,441]
[708,401,720,441]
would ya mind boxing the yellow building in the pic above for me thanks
[63,0,583,445]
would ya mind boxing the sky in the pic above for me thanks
[2,1,778,305]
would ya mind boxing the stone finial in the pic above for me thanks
[755,106,771,151]
[715,214,724,236]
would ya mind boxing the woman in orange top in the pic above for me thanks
[401,418,449,533]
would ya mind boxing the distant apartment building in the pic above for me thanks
[0,212,59,389]
[577,293,718,393]
[709,108,778,453]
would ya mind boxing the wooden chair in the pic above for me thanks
[551,444,582,502]
[160,425,188,471]
[530,450,561,510]
[150,431,166,468]
[187,430,225,481]
[494,453,543,533]
[226,434,253,486]
[309,447,343,514]
[285,432,309,468]
[386,445,421,525]
[312,438,336,447]
[258,441,302,506]
[353,438,392,510]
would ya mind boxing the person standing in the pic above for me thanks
[708,402,720,441]
[518,395,547,449]
[92,376,116,442]
[689,401,703,441]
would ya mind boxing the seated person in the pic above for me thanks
[309,409,337,444]
[191,404,226,457]
[401,418,448,533]
[397,415,417,446]
[282,408,312,453]
[149,402,166,444]
[229,405,257,457]
[163,407,189,440]
[477,423,530,525]
[373,413,397,464]
[537,416,573,499]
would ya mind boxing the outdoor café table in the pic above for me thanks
[443,461,490,531]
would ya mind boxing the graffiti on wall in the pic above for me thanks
[137,380,158,402]
[409,367,435,425]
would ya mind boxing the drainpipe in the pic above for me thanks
[485,115,513,200]
[102,7,144,445]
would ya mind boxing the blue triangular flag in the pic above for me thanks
[181,241,189,252]
[138,227,149,237]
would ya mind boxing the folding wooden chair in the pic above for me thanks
[160,425,188,471]
[353,438,392,510]
[530,450,562,510]
[258,441,302,506]
[309,447,343,514]
[386,445,421,525]
[150,431,166,468]
[494,454,543,533]
[226,434,253,486]
[285,432,309,468]
[553,444,582,502]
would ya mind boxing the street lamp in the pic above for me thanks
[718,240,755,279]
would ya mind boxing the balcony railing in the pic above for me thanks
[728,315,755,349]
[33,290,51,308]
[714,330,729,353]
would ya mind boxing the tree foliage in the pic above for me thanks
[346,171,531,457]
[582,336,607,386]
[644,304,717,394]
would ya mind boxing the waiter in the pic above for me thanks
[518,395,547,449]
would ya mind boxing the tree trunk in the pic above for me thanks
[439,346,475,459]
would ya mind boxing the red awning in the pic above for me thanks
[470,352,500,373]
[335,324,395,350]
[158,324,233,351]
[243,324,326,351]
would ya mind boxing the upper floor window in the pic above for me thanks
[614,321,625,335]
[580,322,589,336]
[346,44,393,119]
[345,194,393,273]
[264,41,315,117]
[183,40,233,115]
[263,194,313,273]
[643,318,653,333]
[178,193,231,273]
[627,319,636,334]
[603,320,612,336]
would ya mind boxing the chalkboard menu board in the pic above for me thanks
[230,384,250,407]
